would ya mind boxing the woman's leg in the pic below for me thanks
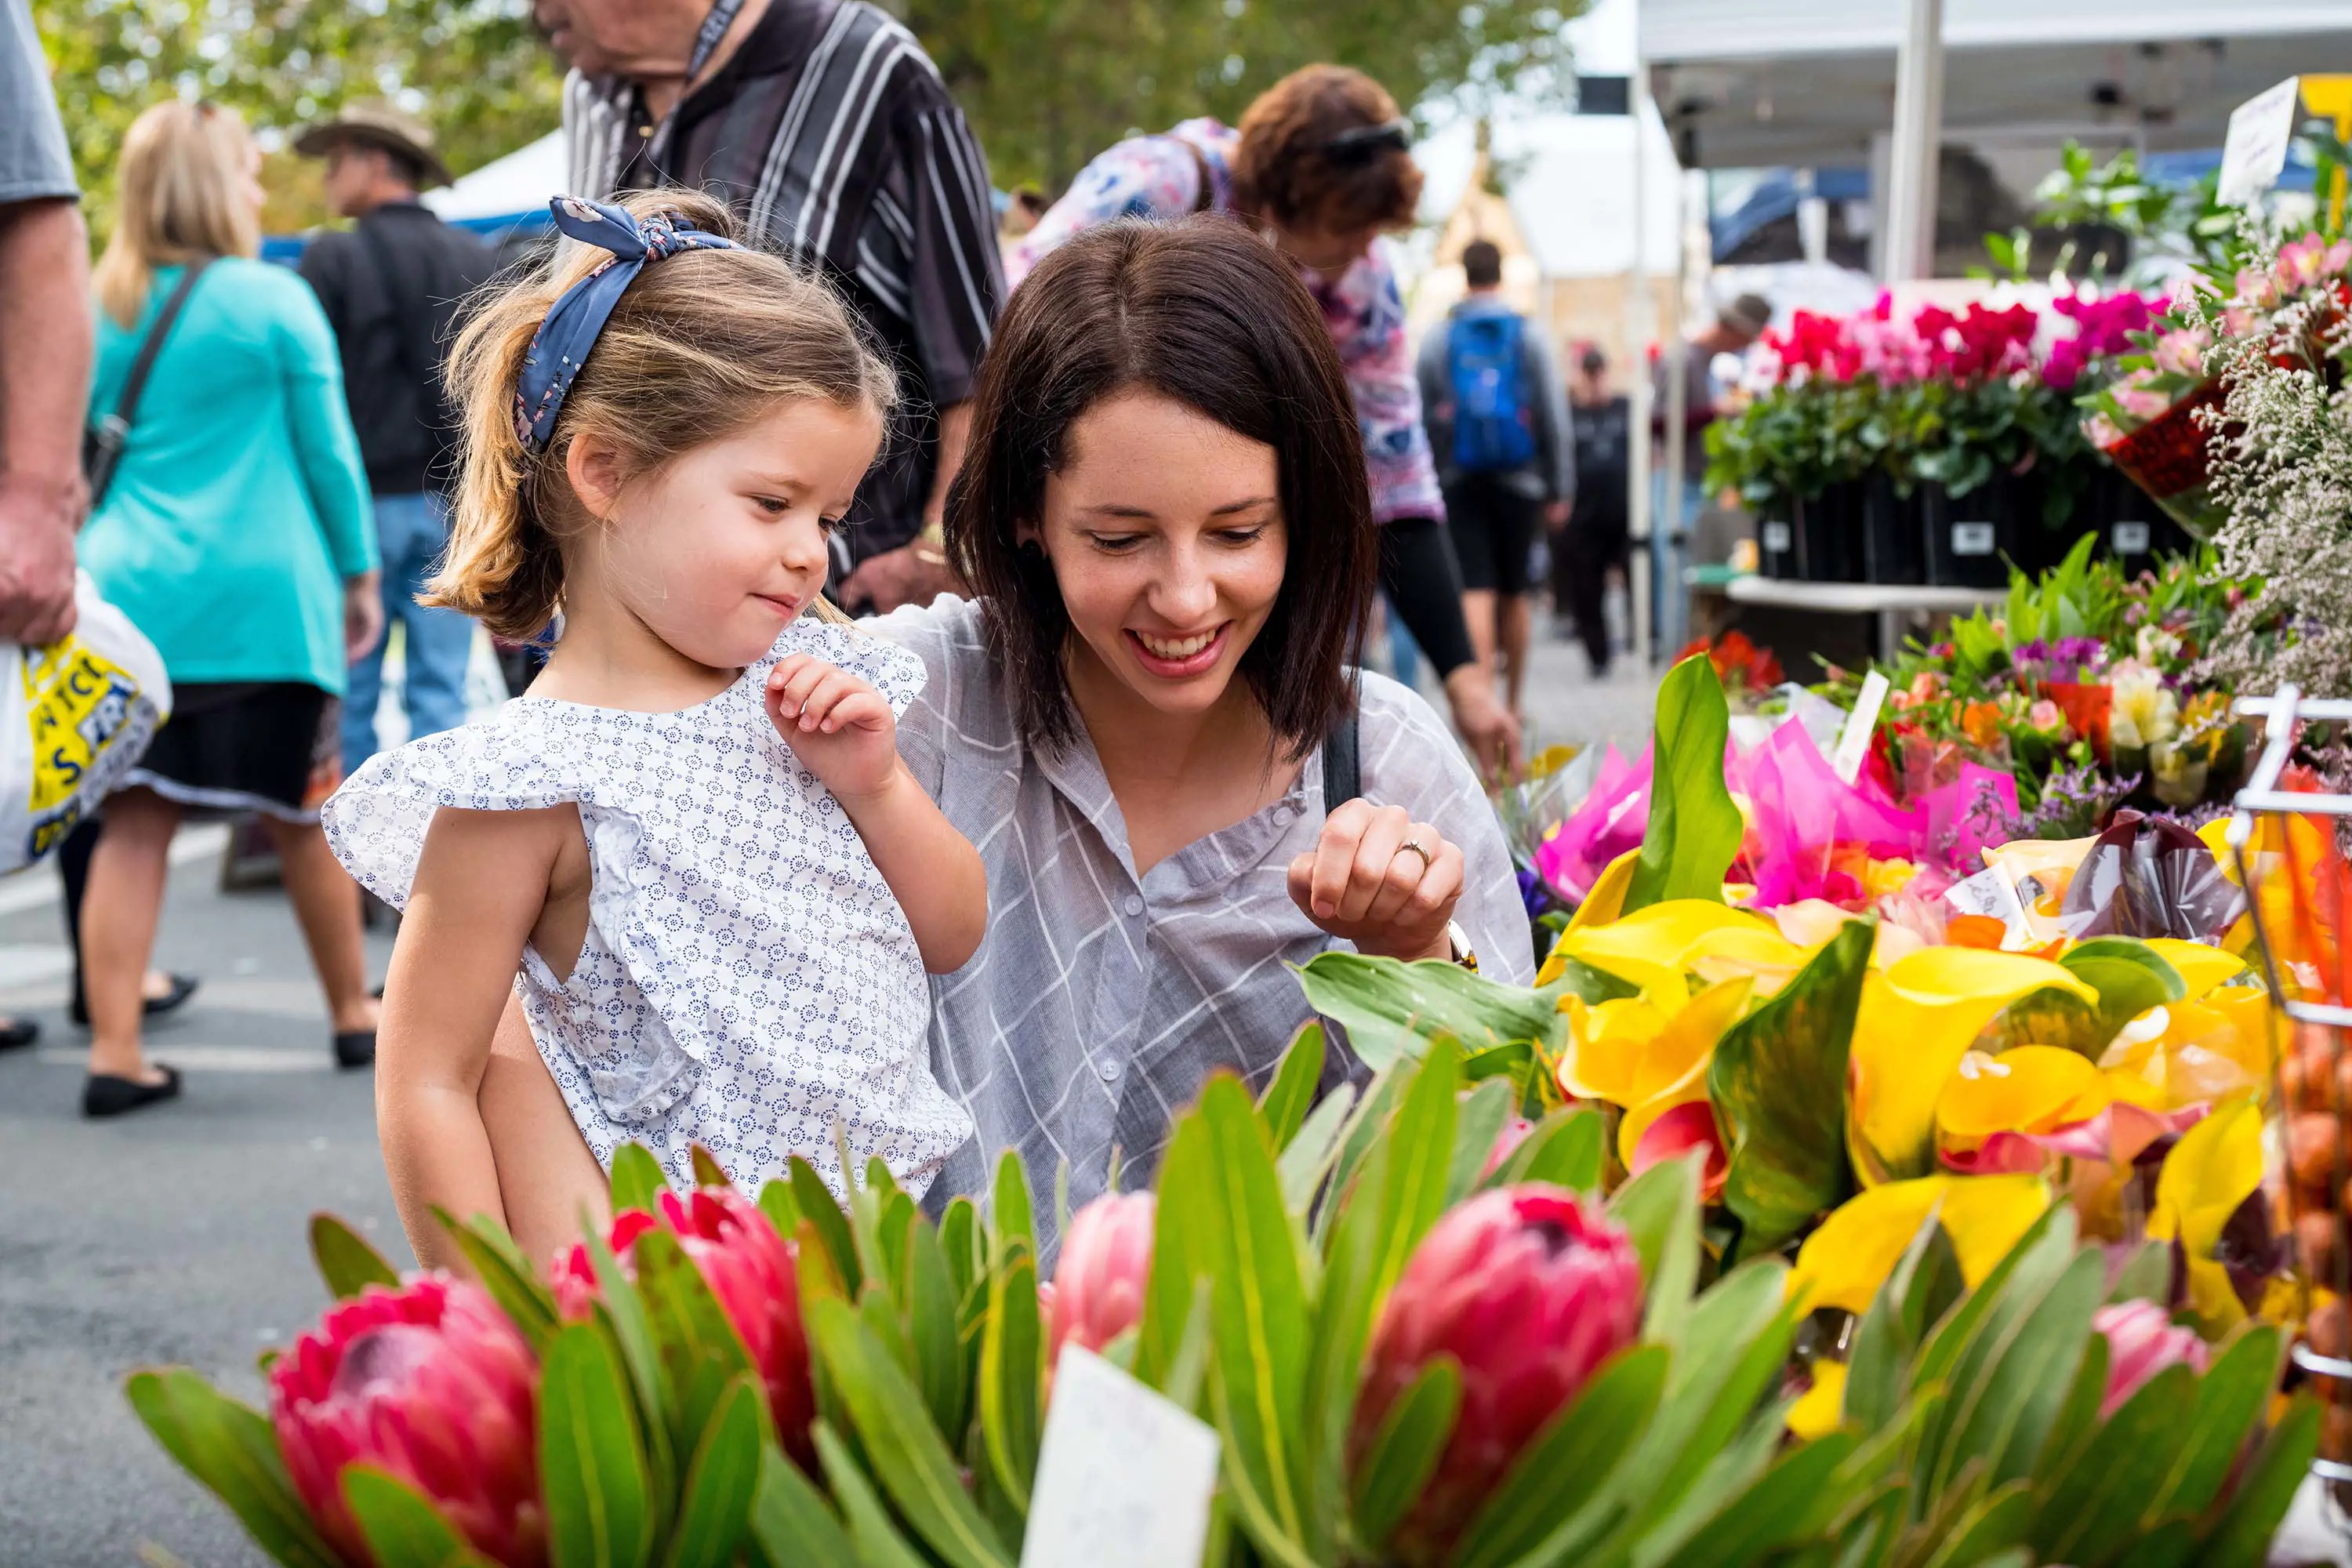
[81,789,181,1081]
[262,815,379,1036]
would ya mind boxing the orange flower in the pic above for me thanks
[1962,701,2003,750]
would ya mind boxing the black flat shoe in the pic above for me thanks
[70,972,201,1028]
[333,1030,376,1069]
[83,1065,182,1118]
[0,1016,38,1051]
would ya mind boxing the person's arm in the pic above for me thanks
[379,805,572,1270]
[1377,516,1523,776]
[270,272,383,657]
[0,197,86,645]
[1524,326,1574,517]
[767,653,986,971]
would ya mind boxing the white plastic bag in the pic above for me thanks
[0,574,172,874]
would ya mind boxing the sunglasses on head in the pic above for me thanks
[1320,118,1410,165]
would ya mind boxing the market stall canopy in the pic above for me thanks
[420,129,567,235]
[1414,110,1682,277]
[1641,0,2352,168]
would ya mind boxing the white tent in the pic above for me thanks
[422,130,568,230]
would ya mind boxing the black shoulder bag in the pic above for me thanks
[83,259,213,510]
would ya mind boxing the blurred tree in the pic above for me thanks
[33,0,561,238]
[911,0,1584,194]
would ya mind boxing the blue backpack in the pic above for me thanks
[1446,310,1536,472]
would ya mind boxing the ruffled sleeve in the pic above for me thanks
[319,703,579,912]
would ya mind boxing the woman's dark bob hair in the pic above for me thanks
[944,216,1377,760]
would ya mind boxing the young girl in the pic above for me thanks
[322,191,983,1270]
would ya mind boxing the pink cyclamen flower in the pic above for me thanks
[554,1186,815,1465]
[1047,1192,1156,1377]
[1348,1186,1643,1566]
[2094,1299,2209,1418]
[269,1275,544,1567]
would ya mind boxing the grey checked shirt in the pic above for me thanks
[875,597,1534,1260]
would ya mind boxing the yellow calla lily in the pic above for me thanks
[1613,977,1754,1165]
[1557,996,1671,1102]
[1849,948,2099,1184]
[2149,1096,2264,1334]
[2098,988,2275,1111]
[1936,1047,2111,1148]
[1788,1174,2048,1316]
[1787,1360,1849,1440]
[1558,899,1779,993]
[1552,848,1639,949]
[2139,938,2249,1003]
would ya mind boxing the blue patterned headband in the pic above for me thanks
[512,195,741,452]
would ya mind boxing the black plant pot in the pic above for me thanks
[1757,502,1799,579]
[1863,472,1926,586]
[1793,480,1865,583]
[2085,463,2193,574]
[2011,461,2086,578]
[1921,475,2024,589]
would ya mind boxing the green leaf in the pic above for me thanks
[789,1156,861,1298]
[123,1369,342,1568]
[1708,919,1869,1258]
[991,1149,1035,1265]
[1919,1480,2034,1568]
[307,1213,398,1301]
[1933,1245,2103,1493]
[755,1178,800,1243]
[1983,986,2107,1058]
[662,1375,763,1568]
[978,1250,1042,1517]
[1843,1213,1965,1434]
[1606,1147,1703,1347]
[1293,950,1628,1073]
[342,1466,488,1568]
[2027,1363,2198,1566]
[805,1298,1014,1567]
[539,1323,657,1568]
[1450,1345,1669,1568]
[2106,1240,2170,1305]
[811,1422,931,1568]
[938,1196,982,1314]
[746,1443,858,1568]
[611,1142,670,1216]
[2196,1398,2321,1568]
[2153,1325,2284,1519]
[1488,1105,1606,1193]
[1138,1114,1209,1391]
[2059,938,2187,1049]
[434,1209,560,1355]
[1258,1021,1327,1152]
[902,1211,968,1438]
[1443,1077,1517,1206]
[633,1229,757,1461]
[689,1145,731,1190]
[1647,1419,1851,1566]
[1915,1207,2067,1399]
[1276,1080,1359,1214]
[1622,654,1742,913]
[1348,1357,1461,1554]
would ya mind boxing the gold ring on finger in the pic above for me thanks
[1394,837,1433,869]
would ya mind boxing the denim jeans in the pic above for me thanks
[343,491,474,771]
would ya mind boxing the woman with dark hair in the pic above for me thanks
[1005,64,1520,777]
[880,218,1533,1252]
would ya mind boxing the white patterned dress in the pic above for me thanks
[321,617,974,1198]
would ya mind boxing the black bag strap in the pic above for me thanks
[1319,677,1361,813]
[85,258,212,510]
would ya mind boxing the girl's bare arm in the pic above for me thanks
[376,804,568,1270]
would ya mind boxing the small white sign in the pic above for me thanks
[1762,521,1793,555]
[1950,522,1996,557]
[1021,1348,1221,1568]
[1831,669,1890,786]
[1944,866,2030,946]
[2111,520,2151,555]
[2220,78,2301,208]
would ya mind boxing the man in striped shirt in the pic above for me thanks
[539,0,1003,607]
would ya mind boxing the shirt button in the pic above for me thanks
[1121,893,1145,917]
[1098,1058,1123,1083]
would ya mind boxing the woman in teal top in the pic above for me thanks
[75,100,385,1117]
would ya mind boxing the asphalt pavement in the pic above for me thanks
[0,626,1653,1567]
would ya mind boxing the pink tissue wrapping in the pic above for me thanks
[1911,764,2024,872]
[1729,724,1924,909]
[1534,743,1652,902]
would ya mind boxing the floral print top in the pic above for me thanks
[1006,118,1445,526]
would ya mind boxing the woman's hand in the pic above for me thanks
[767,654,898,800]
[1287,799,1463,963]
[343,572,385,662]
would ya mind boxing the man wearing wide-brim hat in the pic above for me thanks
[292,102,494,776]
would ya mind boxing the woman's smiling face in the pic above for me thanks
[1031,388,1287,723]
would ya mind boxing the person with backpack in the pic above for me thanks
[295,103,498,771]
[1417,239,1573,720]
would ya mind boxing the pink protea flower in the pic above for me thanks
[1047,1192,1155,1377]
[268,1275,543,1566]
[1348,1186,1643,1566]
[554,1187,814,1464]
[2094,1299,2209,1418]
[1479,1118,1537,1180]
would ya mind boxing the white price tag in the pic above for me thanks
[1830,670,1889,786]
[2111,520,2151,555]
[1950,521,1996,557]
[1762,521,1793,555]
[2220,78,2301,208]
[1944,866,2029,946]
[1021,1348,1221,1568]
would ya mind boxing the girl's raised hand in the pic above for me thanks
[1286,798,1464,963]
[766,655,899,800]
